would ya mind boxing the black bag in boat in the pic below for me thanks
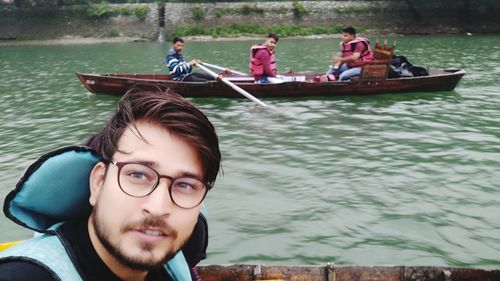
[410,65,429,77]
[391,55,410,68]
[389,55,429,78]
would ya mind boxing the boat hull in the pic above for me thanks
[76,69,465,98]
[197,264,500,281]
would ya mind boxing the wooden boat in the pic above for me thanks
[76,68,465,98]
[197,264,500,281]
[76,42,464,98]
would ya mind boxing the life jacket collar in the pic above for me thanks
[3,146,101,233]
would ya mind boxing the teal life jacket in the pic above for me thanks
[0,146,194,281]
[0,229,192,281]
[0,223,81,281]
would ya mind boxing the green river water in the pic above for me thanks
[1,36,500,267]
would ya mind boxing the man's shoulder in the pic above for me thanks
[350,39,368,52]
[254,48,270,57]
[166,53,177,60]
[0,260,58,281]
[166,53,178,59]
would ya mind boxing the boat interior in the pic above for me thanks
[100,67,463,85]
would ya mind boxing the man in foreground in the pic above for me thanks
[167,36,215,82]
[328,26,374,81]
[249,33,282,84]
[0,89,221,281]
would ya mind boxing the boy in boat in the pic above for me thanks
[249,33,283,84]
[0,89,221,281]
[328,26,374,81]
[166,36,215,82]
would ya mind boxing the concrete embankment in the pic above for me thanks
[1,1,499,43]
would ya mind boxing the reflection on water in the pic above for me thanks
[1,36,500,267]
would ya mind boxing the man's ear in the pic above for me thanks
[89,162,107,206]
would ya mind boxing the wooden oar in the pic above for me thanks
[202,62,249,76]
[197,63,273,108]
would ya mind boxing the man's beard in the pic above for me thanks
[91,204,184,271]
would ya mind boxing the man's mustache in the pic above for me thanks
[123,216,178,239]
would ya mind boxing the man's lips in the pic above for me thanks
[141,229,164,236]
[138,228,165,236]
[123,216,178,241]
[130,227,170,241]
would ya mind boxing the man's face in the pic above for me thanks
[342,32,355,43]
[173,41,184,52]
[89,120,202,271]
[264,37,277,51]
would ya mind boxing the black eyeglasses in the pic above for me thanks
[109,161,208,209]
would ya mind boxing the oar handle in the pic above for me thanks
[197,64,270,108]
[202,62,249,76]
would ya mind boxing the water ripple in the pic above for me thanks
[1,36,500,267]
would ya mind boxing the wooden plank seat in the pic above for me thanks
[360,40,396,80]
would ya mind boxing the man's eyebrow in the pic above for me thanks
[116,158,203,179]
[137,160,157,167]
[176,170,203,180]
[116,157,158,168]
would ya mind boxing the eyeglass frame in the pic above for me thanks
[106,160,210,209]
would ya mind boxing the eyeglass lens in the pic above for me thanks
[117,163,206,208]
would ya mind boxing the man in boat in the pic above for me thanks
[249,33,283,84]
[167,36,215,82]
[328,26,374,81]
[0,89,221,281]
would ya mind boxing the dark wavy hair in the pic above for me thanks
[88,88,221,187]
[172,36,184,44]
[267,33,279,43]
[342,26,356,35]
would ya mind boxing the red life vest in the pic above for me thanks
[249,45,277,78]
[339,37,374,68]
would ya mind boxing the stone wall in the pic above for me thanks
[163,1,500,34]
[0,4,157,40]
[164,1,406,28]
[0,1,499,40]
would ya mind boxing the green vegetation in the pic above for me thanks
[214,4,264,18]
[240,4,264,15]
[214,9,224,19]
[106,28,120,37]
[84,4,148,21]
[333,5,404,14]
[13,0,153,7]
[11,0,500,24]
[292,1,309,20]
[271,7,289,14]
[191,5,204,21]
[134,6,148,21]
[168,23,352,39]
[85,4,115,18]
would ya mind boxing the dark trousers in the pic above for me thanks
[183,72,215,82]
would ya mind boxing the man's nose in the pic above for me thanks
[143,179,175,216]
